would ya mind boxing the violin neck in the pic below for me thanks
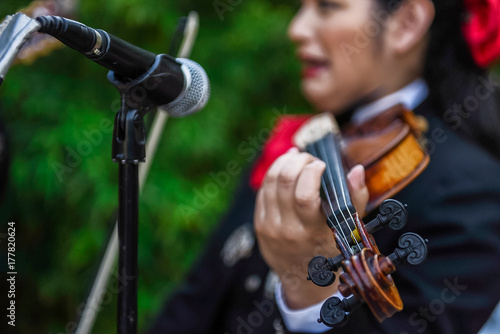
[305,132,356,228]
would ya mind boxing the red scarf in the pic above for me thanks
[249,115,311,190]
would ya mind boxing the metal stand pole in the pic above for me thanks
[109,51,186,333]
[117,163,139,333]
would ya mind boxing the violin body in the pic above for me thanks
[342,104,430,212]
[293,105,429,327]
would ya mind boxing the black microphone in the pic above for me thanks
[35,15,209,116]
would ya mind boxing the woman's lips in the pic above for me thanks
[302,63,328,78]
[298,54,329,78]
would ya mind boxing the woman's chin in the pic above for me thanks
[302,88,336,112]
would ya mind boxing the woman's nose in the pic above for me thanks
[288,5,315,45]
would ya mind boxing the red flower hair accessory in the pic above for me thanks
[462,0,500,67]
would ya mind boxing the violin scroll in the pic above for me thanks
[307,201,429,328]
[307,198,409,288]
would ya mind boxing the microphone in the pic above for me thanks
[35,15,209,116]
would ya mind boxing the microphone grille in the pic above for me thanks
[159,58,210,117]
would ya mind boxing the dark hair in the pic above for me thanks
[376,0,500,158]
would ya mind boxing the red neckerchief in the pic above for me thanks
[249,114,311,191]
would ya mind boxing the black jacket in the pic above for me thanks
[148,101,500,334]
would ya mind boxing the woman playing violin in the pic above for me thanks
[149,0,500,333]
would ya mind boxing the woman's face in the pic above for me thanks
[289,0,396,113]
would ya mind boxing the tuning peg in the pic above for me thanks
[307,255,343,287]
[365,199,408,234]
[318,295,363,328]
[385,232,428,271]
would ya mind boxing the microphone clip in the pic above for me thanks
[110,54,185,163]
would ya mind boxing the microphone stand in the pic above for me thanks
[110,81,145,334]
[74,12,199,334]
[108,54,177,334]
[1,10,202,334]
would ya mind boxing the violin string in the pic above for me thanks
[306,129,353,254]
[321,176,353,255]
[315,136,362,252]
[319,135,363,252]
[305,128,352,251]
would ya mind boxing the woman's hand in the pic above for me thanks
[254,148,368,309]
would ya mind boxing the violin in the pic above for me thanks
[292,104,429,327]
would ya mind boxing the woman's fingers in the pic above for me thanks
[261,149,318,217]
[276,153,318,212]
[346,164,369,217]
[260,148,300,223]
[294,159,326,221]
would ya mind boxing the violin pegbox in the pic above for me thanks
[332,232,428,324]
[308,199,429,328]
[307,199,408,287]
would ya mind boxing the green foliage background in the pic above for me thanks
[0,0,309,333]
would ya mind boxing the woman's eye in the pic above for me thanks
[318,0,341,10]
